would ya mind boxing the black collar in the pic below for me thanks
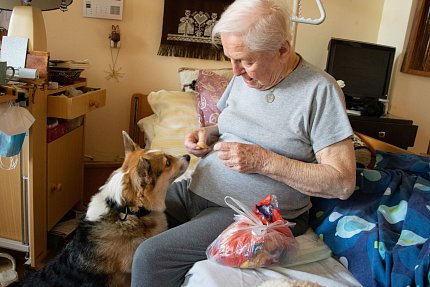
[106,199,151,221]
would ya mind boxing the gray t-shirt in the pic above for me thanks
[189,59,353,219]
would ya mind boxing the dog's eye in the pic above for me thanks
[165,159,171,167]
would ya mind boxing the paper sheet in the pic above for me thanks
[0,36,28,68]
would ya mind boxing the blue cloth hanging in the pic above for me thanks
[0,131,25,157]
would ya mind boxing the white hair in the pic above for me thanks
[212,0,292,53]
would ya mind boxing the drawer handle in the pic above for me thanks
[89,100,99,108]
[50,183,63,192]
[378,131,386,138]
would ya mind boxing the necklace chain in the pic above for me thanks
[262,55,301,104]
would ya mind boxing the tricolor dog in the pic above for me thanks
[12,131,190,287]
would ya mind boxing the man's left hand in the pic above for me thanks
[213,142,268,173]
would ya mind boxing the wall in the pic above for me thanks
[43,0,428,159]
[44,0,230,161]
[294,0,385,68]
[378,0,430,154]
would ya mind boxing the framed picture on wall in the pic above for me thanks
[401,0,430,77]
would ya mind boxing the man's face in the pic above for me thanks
[221,33,288,90]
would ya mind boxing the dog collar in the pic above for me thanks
[118,205,151,221]
[106,199,151,221]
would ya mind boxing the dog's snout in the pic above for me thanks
[183,155,191,162]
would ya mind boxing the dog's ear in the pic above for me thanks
[123,130,140,154]
[137,157,152,183]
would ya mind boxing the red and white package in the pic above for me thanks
[206,195,298,268]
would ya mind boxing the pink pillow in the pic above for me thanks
[195,70,230,127]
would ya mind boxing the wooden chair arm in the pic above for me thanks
[354,132,411,154]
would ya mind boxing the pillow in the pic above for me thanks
[137,90,200,181]
[195,70,230,127]
[150,125,200,182]
[137,114,156,148]
[147,90,198,128]
[178,67,233,92]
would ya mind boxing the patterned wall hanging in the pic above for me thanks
[158,0,233,61]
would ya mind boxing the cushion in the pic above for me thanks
[178,67,233,92]
[195,70,230,127]
[352,133,374,168]
[137,114,156,148]
[147,90,198,129]
[137,90,200,181]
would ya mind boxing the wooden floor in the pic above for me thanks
[0,248,28,281]
[0,228,74,284]
[1,240,66,282]
[0,164,115,284]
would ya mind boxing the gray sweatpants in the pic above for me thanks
[131,179,309,287]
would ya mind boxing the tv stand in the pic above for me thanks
[345,96,385,117]
[348,114,418,149]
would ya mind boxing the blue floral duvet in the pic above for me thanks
[310,151,430,287]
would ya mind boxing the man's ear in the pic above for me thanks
[279,40,292,61]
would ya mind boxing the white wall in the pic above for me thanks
[378,0,430,154]
[43,0,429,159]
[295,0,385,69]
[45,0,230,161]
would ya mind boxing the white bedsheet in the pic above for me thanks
[182,229,362,287]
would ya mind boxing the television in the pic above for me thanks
[325,38,396,101]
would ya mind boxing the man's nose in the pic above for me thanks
[231,60,244,76]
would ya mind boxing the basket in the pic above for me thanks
[48,68,84,85]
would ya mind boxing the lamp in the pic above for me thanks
[0,0,73,51]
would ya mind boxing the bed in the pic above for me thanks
[131,67,430,287]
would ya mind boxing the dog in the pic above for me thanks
[12,131,190,287]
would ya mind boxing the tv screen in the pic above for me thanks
[325,38,395,101]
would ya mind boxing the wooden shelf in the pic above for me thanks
[0,95,17,104]
[0,84,19,104]
[0,80,106,268]
[46,80,87,96]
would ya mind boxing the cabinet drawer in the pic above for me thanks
[47,126,83,230]
[47,88,106,119]
[350,121,418,149]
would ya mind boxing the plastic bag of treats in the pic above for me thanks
[206,195,298,268]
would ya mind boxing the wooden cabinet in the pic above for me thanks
[0,80,105,268]
[349,114,418,149]
[0,164,23,241]
[47,127,84,231]
[0,138,28,243]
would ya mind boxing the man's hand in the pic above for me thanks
[184,126,220,157]
[213,142,268,173]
